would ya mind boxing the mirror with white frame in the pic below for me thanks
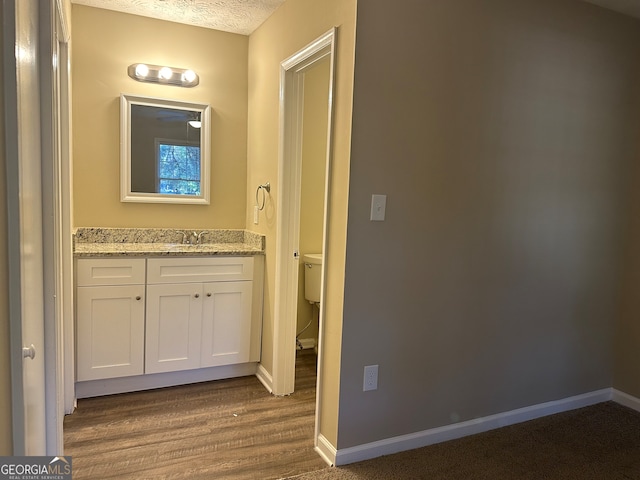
[120,94,211,204]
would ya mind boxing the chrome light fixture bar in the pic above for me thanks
[127,63,199,88]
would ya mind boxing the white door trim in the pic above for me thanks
[40,0,72,453]
[3,0,68,455]
[4,0,48,455]
[272,28,337,446]
[57,17,75,417]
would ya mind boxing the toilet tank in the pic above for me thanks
[303,253,322,303]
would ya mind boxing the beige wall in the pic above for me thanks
[338,0,640,448]
[296,59,330,344]
[247,0,357,445]
[0,2,13,456]
[72,5,248,228]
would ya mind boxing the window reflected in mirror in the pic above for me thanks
[156,140,201,195]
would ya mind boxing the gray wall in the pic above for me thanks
[338,0,640,448]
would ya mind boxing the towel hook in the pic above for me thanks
[255,182,270,211]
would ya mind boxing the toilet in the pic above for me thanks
[303,253,322,304]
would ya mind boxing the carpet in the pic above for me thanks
[283,401,640,480]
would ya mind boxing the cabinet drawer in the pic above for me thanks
[77,258,146,286]
[147,257,253,284]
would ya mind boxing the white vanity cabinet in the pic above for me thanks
[75,258,146,381]
[145,257,255,374]
[75,255,263,395]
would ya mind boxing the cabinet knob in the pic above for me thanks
[206,293,212,297]
[136,296,141,301]
[195,293,200,298]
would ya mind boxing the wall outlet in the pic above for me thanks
[363,364,379,391]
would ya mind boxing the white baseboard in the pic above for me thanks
[76,362,259,398]
[612,389,640,412]
[315,434,336,467]
[330,388,612,466]
[256,363,273,394]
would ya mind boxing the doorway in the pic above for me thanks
[272,29,336,453]
[295,56,330,356]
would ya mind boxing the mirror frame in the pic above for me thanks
[120,94,211,204]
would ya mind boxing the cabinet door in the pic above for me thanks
[201,281,253,367]
[76,285,145,381]
[145,283,203,374]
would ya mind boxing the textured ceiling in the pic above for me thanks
[71,0,640,36]
[71,0,286,35]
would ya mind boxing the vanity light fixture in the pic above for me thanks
[127,63,199,88]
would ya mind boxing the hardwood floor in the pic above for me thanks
[64,350,327,480]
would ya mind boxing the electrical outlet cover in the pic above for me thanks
[370,194,386,221]
[363,364,379,391]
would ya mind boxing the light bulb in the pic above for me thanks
[159,67,173,80]
[135,63,149,78]
[188,120,202,129]
[182,70,197,83]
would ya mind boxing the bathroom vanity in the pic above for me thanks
[73,228,265,398]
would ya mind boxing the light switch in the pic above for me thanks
[370,194,387,221]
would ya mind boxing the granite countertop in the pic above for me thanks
[73,228,265,258]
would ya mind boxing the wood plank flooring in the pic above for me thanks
[64,350,328,480]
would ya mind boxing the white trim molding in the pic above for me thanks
[329,389,613,466]
[612,389,640,412]
[256,363,274,394]
[76,363,259,399]
[316,434,337,467]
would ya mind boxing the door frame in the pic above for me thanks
[272,28,336,403]
[4,0,48,455]
[40,0,71,452]
[3,0,68,454]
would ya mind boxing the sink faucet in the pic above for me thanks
[175,230,206,245]
[195,231,207,245]
[175,230,189,244]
